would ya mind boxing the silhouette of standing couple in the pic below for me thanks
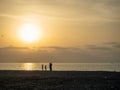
[42,63,53,71]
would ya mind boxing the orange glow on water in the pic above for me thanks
[23,63,34,70]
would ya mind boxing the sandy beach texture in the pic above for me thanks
[0,71,120,90]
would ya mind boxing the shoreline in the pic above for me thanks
[0,70,119,78]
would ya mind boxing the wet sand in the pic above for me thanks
[0,71,120,90]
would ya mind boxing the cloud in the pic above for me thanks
[0,0,120,22]
[112,43,120,48]
[105,42,120,48]
[0,14,25,21]
[40,46,80,51]
[0,43,120,63]
[0,46,28,50]
[113,44,120,48]
[92,0,120,20]
[105,42,119,45]
[0,46,30,62]
[86,45,111,50]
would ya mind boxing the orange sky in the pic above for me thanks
[0,0,120,62]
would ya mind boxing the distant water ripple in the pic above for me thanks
[0,63,119,71]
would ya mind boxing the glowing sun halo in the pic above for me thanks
[18,24,41,43]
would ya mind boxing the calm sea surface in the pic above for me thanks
[0,63,120,72]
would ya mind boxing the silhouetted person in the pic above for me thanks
[45,65,47,71]
[49,62,53,71]
[42,64,44,71]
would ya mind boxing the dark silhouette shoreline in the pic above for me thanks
[0,70,120,90]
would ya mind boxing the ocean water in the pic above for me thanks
[0,63,120,72]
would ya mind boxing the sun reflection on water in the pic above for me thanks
[23,63,34,70]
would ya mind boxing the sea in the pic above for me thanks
[0,63,120,72]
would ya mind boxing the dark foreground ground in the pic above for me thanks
[0,71,120,90]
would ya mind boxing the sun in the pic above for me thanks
[18,23,42,43]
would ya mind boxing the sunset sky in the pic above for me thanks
[0,0,120,63]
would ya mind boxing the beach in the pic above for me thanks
[0,71,120,90]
